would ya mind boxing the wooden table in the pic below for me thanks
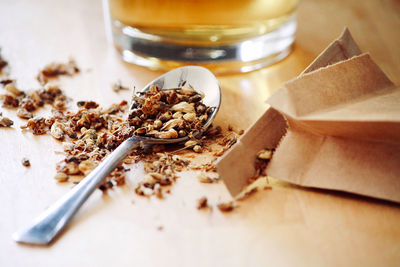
[1,0,399,266]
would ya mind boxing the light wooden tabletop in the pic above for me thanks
[1,0,399,266]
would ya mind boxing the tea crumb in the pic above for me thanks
[21,157,30,167]
[0,113,13,127]
[55,172,69,182]
[197,196,209,210]
[217,201,236,212]
[0,49,8,73]
[36,59,80,85]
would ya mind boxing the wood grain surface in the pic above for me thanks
[1,0,399,266]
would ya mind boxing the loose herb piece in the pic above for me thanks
[0,83,68,121]
[254,148,275,177]
[197,197,209,210]
[21,157,30,167]
[36,59,80,85]
[217,201,236,212]
[0,49,8,73]
[197,172,215,184]
[0,79,14,86]
[0,113,13,127]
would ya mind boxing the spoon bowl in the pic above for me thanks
[13,66,221,245]
[131,66,221,144]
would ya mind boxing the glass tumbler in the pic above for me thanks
[103,0,298,74]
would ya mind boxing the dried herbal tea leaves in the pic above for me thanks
[128,84,214,139]
[36,59,80,85]
[0,58,245,207]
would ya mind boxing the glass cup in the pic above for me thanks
[103,0,298,74]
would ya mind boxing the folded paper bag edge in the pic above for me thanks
[216,108,287,197]
[302,27,362,74]
[267,53,394,119]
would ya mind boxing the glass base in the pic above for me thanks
[111,16,296,74]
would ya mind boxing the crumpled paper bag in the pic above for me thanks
[217,28,400,203]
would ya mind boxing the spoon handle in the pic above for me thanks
[13,137,141,245]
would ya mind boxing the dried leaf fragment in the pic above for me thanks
[36,59,80,85]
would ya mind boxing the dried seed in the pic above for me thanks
[135,127,147,135]
[193,145,202,153]
[217,201,236,212]
[55,172,69,182]
[171,101,195,113]
[161,118,183,131]
[197,172,213,183]
[78,160,96,175]
[50,122,64,140]
[65,162,80,175]
[172,112,183,119]
[0,113,13,127]
[257,149,273,160]
[196,104,206,114]
[153,119,162,129]
[183,112,196,122]
[184,140,197,147]
[178,130,187,137]
[21,157,30,167]
[143,173,157,187]
[189,94,202,103]
[5,83,23,96]
[159,111,172,122]
[179,86,195,95]
[199,114,208,122]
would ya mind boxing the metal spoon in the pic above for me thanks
[13,66,221,245]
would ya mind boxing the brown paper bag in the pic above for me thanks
[217,29,400,203]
